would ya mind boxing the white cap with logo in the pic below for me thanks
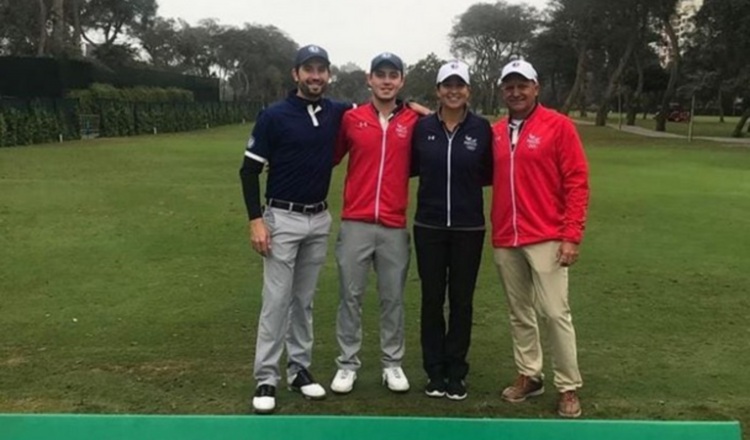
[436,60,471,85]
[499,59,538,84]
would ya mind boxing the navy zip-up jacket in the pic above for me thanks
[411,110,493,229]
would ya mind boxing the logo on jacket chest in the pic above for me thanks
[395,123,409,139]
[463,135,478,151]
[527,134,542,149]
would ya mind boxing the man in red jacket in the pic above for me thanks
[491,59,589,418]
[329,52,420,395]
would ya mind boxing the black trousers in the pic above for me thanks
[414,225,485,381]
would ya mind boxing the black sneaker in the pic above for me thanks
[446,379,467,401]
[424,378,447,398]
[288,368,326,400]
[252,384,276,414]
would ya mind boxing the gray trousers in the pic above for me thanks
[253,207,332,386]
[334,221,410,370]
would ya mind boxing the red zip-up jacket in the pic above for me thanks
[491,105,589,248]
[334,102,419,228]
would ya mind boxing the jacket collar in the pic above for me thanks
[437,105,470,133]
[286,89,324,109]
[368,99,406,120]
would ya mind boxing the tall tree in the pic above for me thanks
[212,24,297,102]
[328,67,369,104]
[50,0,65,55]
[652,0,681,132]
[0,0,46,56]
[450,1,539,114]
[686,0,750,136]
[401,53,445,108]
[133,16,180,69]
[79,0,157,48]
[526,8,578,108]
[594,0,651,126]
[545,0,607,115]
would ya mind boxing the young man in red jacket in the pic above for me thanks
[329,52,420,394]
[491,60,589,418]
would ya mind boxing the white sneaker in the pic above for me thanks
[288,369,326,400]
[252,384,276,414]
[330,369,357,394]
[382,367,410,393]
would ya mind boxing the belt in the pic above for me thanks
[268,199,328,215]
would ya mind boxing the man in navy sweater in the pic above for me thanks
[239,44,350,414]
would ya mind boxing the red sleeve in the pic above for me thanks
[557,118,589,244]
[333,112,352,166]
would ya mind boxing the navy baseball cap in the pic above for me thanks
[370,52,404,73]
[295,44,330,67]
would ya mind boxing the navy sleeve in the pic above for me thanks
[332,100,356,119]
[244,110,273,164]
[239,162,263,220]
[239,109,273,220]
[410,121,422,178]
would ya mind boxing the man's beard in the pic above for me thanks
[298,81,327,100]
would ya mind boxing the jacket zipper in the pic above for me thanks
[510,148,519,246]
[375,124,387,222]
[444,129,456,227]
[508,121,523,246]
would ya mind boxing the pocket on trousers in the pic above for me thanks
[263,208,276,233]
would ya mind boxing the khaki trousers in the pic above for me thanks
[493,241,582,392]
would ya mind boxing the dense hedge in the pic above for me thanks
[0,56,219,101]
[0,84,260,147]
[0,101,72,146]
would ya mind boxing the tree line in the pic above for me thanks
[1,0,749,136]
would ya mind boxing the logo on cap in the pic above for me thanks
[308,45,320,53]
[381,52,392,59]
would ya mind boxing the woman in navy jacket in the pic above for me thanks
[411,60,492,400]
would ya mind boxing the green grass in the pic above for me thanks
[1,125,749,436]
[580,114,748,138]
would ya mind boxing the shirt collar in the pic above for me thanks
[368,99,405,121]
[287,89,323,109]
[437,105,469,132]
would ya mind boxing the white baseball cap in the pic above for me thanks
[499,59,538,84]
[436,60,470,85]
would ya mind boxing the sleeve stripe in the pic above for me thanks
[244,151,268,164]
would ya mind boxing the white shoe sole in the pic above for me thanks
[288,386,327,400]
[382,378,410,393]
[331,372,357,394]
[331,386,354,394]
[252,398,276,414]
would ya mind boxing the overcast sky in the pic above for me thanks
[156,0,550,70]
